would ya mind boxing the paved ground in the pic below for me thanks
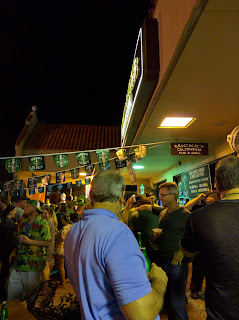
[28,262,207,319]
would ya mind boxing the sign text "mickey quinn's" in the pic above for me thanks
[171,143,208,156]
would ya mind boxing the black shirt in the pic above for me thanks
[0,217,17,258]
[181,200,239,320]
[158,206,190,263]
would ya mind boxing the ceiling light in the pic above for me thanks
[133,165,144,169]
[158,117,196,128]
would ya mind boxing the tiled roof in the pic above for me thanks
[23,123,121,151]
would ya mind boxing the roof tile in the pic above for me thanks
[23,123,121,151]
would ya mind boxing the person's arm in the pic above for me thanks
[135,205,152,212]
[179,239,197,258]
[120,263,168,320]
[184,194,206,211]
[179,216,198,258]
[171,249,184,265]
[18,235,51,246]
[106,229,167,320]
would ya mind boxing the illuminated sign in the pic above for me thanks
[121,46,143,142]
[171,143,208,156]
[121,18,159,146]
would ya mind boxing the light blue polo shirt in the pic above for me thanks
[64,208,160,320]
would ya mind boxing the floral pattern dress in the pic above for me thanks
[55,224,72,256]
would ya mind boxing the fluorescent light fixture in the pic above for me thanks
[158,117,196,128]
[133,165,144,169]
[80,173,87,176]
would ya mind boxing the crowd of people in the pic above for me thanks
[0,155,239,320]
[0,193,89,307]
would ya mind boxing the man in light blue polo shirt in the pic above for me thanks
[65,170,168,320]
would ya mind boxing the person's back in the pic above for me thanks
[65,208,151,319]
[65,170,168,320]
[129,210,159,264]
[180,155,239,320]
[186,200,239,319]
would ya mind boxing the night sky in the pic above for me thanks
[1,0,152,161]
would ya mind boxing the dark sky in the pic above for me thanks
[1,0,152,161]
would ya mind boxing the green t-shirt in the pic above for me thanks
[158,206,190,263]
[14,215,51,272]
[129,210,160,252]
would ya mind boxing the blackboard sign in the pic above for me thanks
[181,164,212,198]
[171,143,208,156]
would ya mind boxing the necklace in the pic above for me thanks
[222,192,239,199]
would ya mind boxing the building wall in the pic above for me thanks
[152,0,198,82]
[124,176,151,195]
[151,138,233,184]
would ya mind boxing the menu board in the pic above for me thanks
[181,164,212,198]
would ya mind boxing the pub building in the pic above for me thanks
[120,0,239,203]
[10,108,122,202]
[8,108,149,203]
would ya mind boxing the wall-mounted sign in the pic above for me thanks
[171,143,208,156]
[56,171,65,184]
[14,180,24,190]
[41,174,51,186]
[85,164,95,176]
[4,182,12,192]
[5,158,21,173]
[28,177,38,189]
[53,154,68,168]
[115,158,127,169]
[66,182,72,189]
[71,168,80,179]
[76,152,91,166]
[181,164,212,198]
[38,187,44,193]
[29,156,45,171]
[29,188,35,195]
[121,18,159,146]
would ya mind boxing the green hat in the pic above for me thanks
[27,200,43,213]
[77,195,86,205]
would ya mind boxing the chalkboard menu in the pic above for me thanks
[181,164,212,198]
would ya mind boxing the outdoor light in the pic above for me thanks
[158,117,196,128]
[133,165,144,169]
[80,173,87,176]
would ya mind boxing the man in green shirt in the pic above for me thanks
[153,182,190,320]
[129,198,162,265]
[8,200,51,306]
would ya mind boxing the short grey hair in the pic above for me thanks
[90,170,125,203]
[159,181,179,200]
[216,155,239,192]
